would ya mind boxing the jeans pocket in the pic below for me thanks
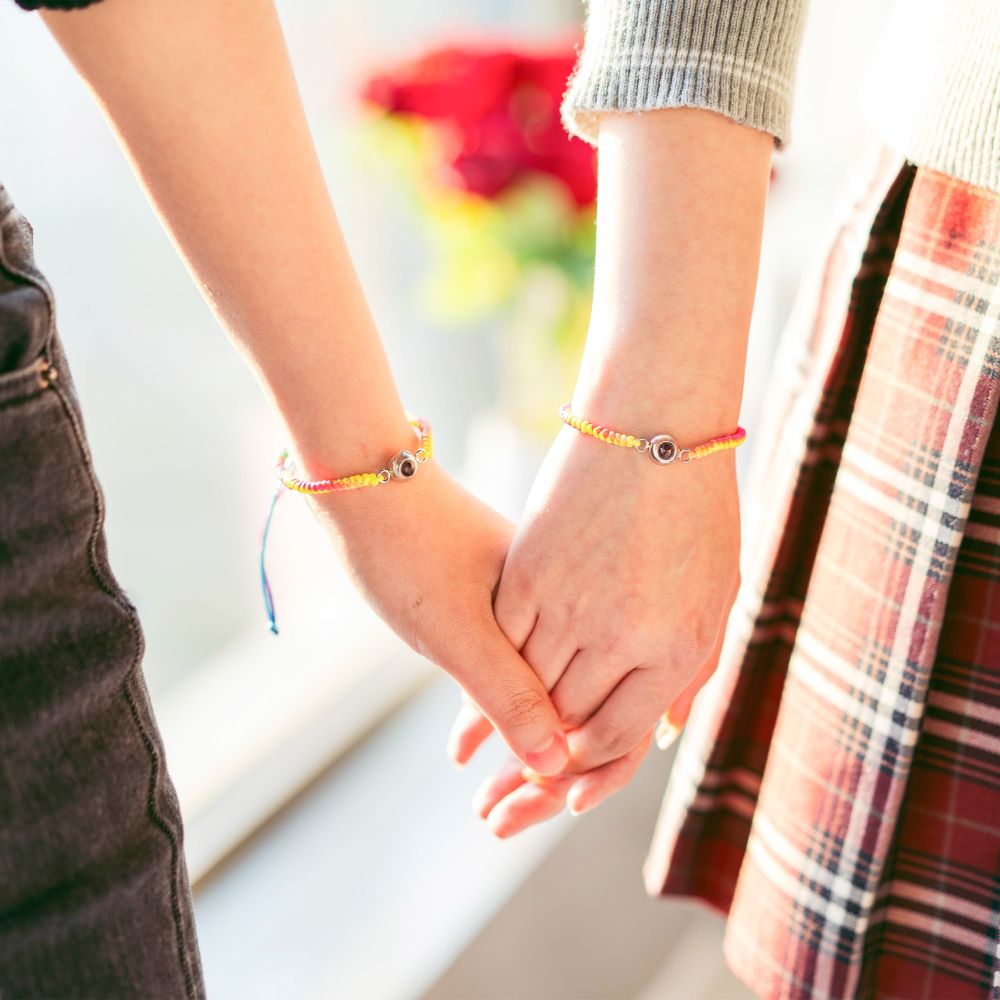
[0,186,55,384]
[0,354,58,411]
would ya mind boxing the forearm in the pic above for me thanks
[41,0,411,480]
[573,107,773,440]
[576,108,773,443]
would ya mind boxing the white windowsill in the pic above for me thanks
[156,569,435,884]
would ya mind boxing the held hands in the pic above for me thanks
[304,396,740,836]
[434,104,768,834]
[310,459,572,778]
[447,417,741,837]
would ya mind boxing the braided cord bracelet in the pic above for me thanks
[259,411,433,634]
[559,403,745,464]
[275,414,433,494]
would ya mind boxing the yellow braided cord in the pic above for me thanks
[559,406,637,448]
[275,412,432,495]
[559,403,745,460]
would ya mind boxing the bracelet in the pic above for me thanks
[259,411,433,634]
[559,403,746,464]
[275,413,433,493]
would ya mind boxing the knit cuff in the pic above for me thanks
[562,0,809,148]
[14,0,104,9]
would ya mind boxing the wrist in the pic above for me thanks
[572,318,747,439]
[307,437,447,531]
[572,360,744,445]
[286,408,417,484]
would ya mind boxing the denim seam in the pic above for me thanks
[50,375,199,1000]
[0,225,199,998]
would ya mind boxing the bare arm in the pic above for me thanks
[41,0,410,476]
[456,108,773,834]
[575,107,771,440]
[40,0,572,776]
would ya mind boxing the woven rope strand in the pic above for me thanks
[275,413,432,494]
[559,403,745,460]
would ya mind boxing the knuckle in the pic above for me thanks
[492,602,523,646]
[669,612,721,666]
[592,717,634,757]
[500,567,535,604]
[595,627,644,662]
[494,576,538,633]
[637,671,675,714]
[559,706,589,729]
[502,686,547,731]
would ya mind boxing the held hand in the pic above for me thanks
[311,459,570,777]
[448,420,740,833]
[451,105,767,834]
[457,623,725,837]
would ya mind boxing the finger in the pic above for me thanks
[474,754,579,825]
[471,756,529,820]
[519,615,578,691]
[550,647,633,728]
[492,567,538,650]
[655,615,727,750]
[566,730,653,815]
[654,655,715,750]
[485,774,574,839]
[454,626,570,777]
[566,666,667,772]
[447,698,495,767]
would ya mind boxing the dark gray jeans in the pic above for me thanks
[0,184,206,999]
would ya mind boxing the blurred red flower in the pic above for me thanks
[362,44,596,207]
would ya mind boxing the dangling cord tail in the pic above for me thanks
[258,414,433,635]
[259,482,285,635]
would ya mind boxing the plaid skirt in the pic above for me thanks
[644,144,1000,1000]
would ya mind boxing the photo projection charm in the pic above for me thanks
[648,434,678,465]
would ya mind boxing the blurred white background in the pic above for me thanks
[0,1,892,996]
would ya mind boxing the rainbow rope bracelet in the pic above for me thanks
[559,403,746,464]
[259,412,433,634]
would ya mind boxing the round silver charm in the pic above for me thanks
[390,449,419,479]
[648,434,678,465]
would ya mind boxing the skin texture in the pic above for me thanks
[449,109,773,836]
[39,0,570,776]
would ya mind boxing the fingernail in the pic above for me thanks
[472,782,497,820]
[523,736,568,777]
[566,782,595,816]
[655,717,681,751]
[485,812,512,839]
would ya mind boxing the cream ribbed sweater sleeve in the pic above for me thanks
[562,0,810,147]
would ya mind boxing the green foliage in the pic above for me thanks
[360,114,597,436]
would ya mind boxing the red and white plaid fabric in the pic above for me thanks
[644,146,1000,1000]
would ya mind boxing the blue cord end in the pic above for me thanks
[259,484,285,636]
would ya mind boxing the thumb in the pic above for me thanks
[455,627,569,777]
[655,621,726,750]
[657,582,739,749]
